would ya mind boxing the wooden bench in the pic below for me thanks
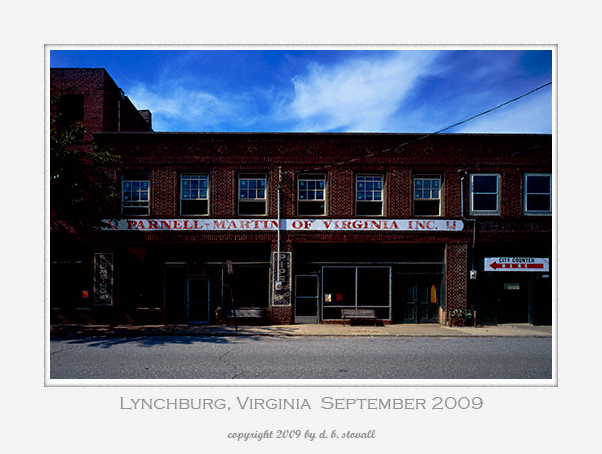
[227,309,263,319]
[225,309,269,326]
[341,308,377,325]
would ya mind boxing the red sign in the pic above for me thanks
[82,291,89,299]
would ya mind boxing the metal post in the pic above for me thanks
[276,166,282,285]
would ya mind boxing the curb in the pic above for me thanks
[49,324,552,339]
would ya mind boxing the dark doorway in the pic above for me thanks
[497,278,529,323]
[187,278,210,323]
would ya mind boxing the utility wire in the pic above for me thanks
[302,81,552,173]
[434,81,552,135]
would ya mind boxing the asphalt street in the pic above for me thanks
[50,336,552,380]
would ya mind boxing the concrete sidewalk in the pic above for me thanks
[50,323,553,338]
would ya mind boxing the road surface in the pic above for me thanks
[50,335,552,380]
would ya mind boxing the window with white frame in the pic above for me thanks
[298,174,326,216]
[356,175,384,216]
[122,173,150,216]
[238,174,267,215]
[524,173,551,215]
[413,175,441,216]
[470,173,500,215]
[181,174,209,216]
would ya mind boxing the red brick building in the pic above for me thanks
[50,68,553,326]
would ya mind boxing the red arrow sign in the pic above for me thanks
[485,258,549,272]
[488,261,545,270]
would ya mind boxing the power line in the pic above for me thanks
[434,81,552,135]
[302,81,552,173]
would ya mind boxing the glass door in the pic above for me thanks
[187,278,210,323]
[295,275,319,324]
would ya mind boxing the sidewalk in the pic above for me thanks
[50,323,553,338]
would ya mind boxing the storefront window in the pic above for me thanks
[322,266,391,320]
[231,266,270,308]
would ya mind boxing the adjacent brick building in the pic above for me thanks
[50,68,553,326]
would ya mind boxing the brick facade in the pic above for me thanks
[445,243,468,313]
[51,69,553,326]
[50,68,151,144]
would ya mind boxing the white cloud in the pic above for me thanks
[127,81,254,131]
[285,52,441,132]
[123,51,551,134]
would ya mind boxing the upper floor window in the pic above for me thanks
[413,175,441,216]
[356,175,384,216]
[524,173,552,215]
[298,174,326,216]
[122,173,150,216]
[181,174,209,216]
[470,173,500,215]
[238,174,267,215]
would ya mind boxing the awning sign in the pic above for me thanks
[485,257,549,272]
[103,219,463,232]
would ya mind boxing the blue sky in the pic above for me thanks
[50,48,553,134]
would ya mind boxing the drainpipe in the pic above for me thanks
[459,170,477,277]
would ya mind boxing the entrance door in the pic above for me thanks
[402,280,440,324]
[497,279,529,324]
[187,278,210,323]
[295,275,319,324]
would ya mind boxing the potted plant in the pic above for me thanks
[449,309,474,326]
